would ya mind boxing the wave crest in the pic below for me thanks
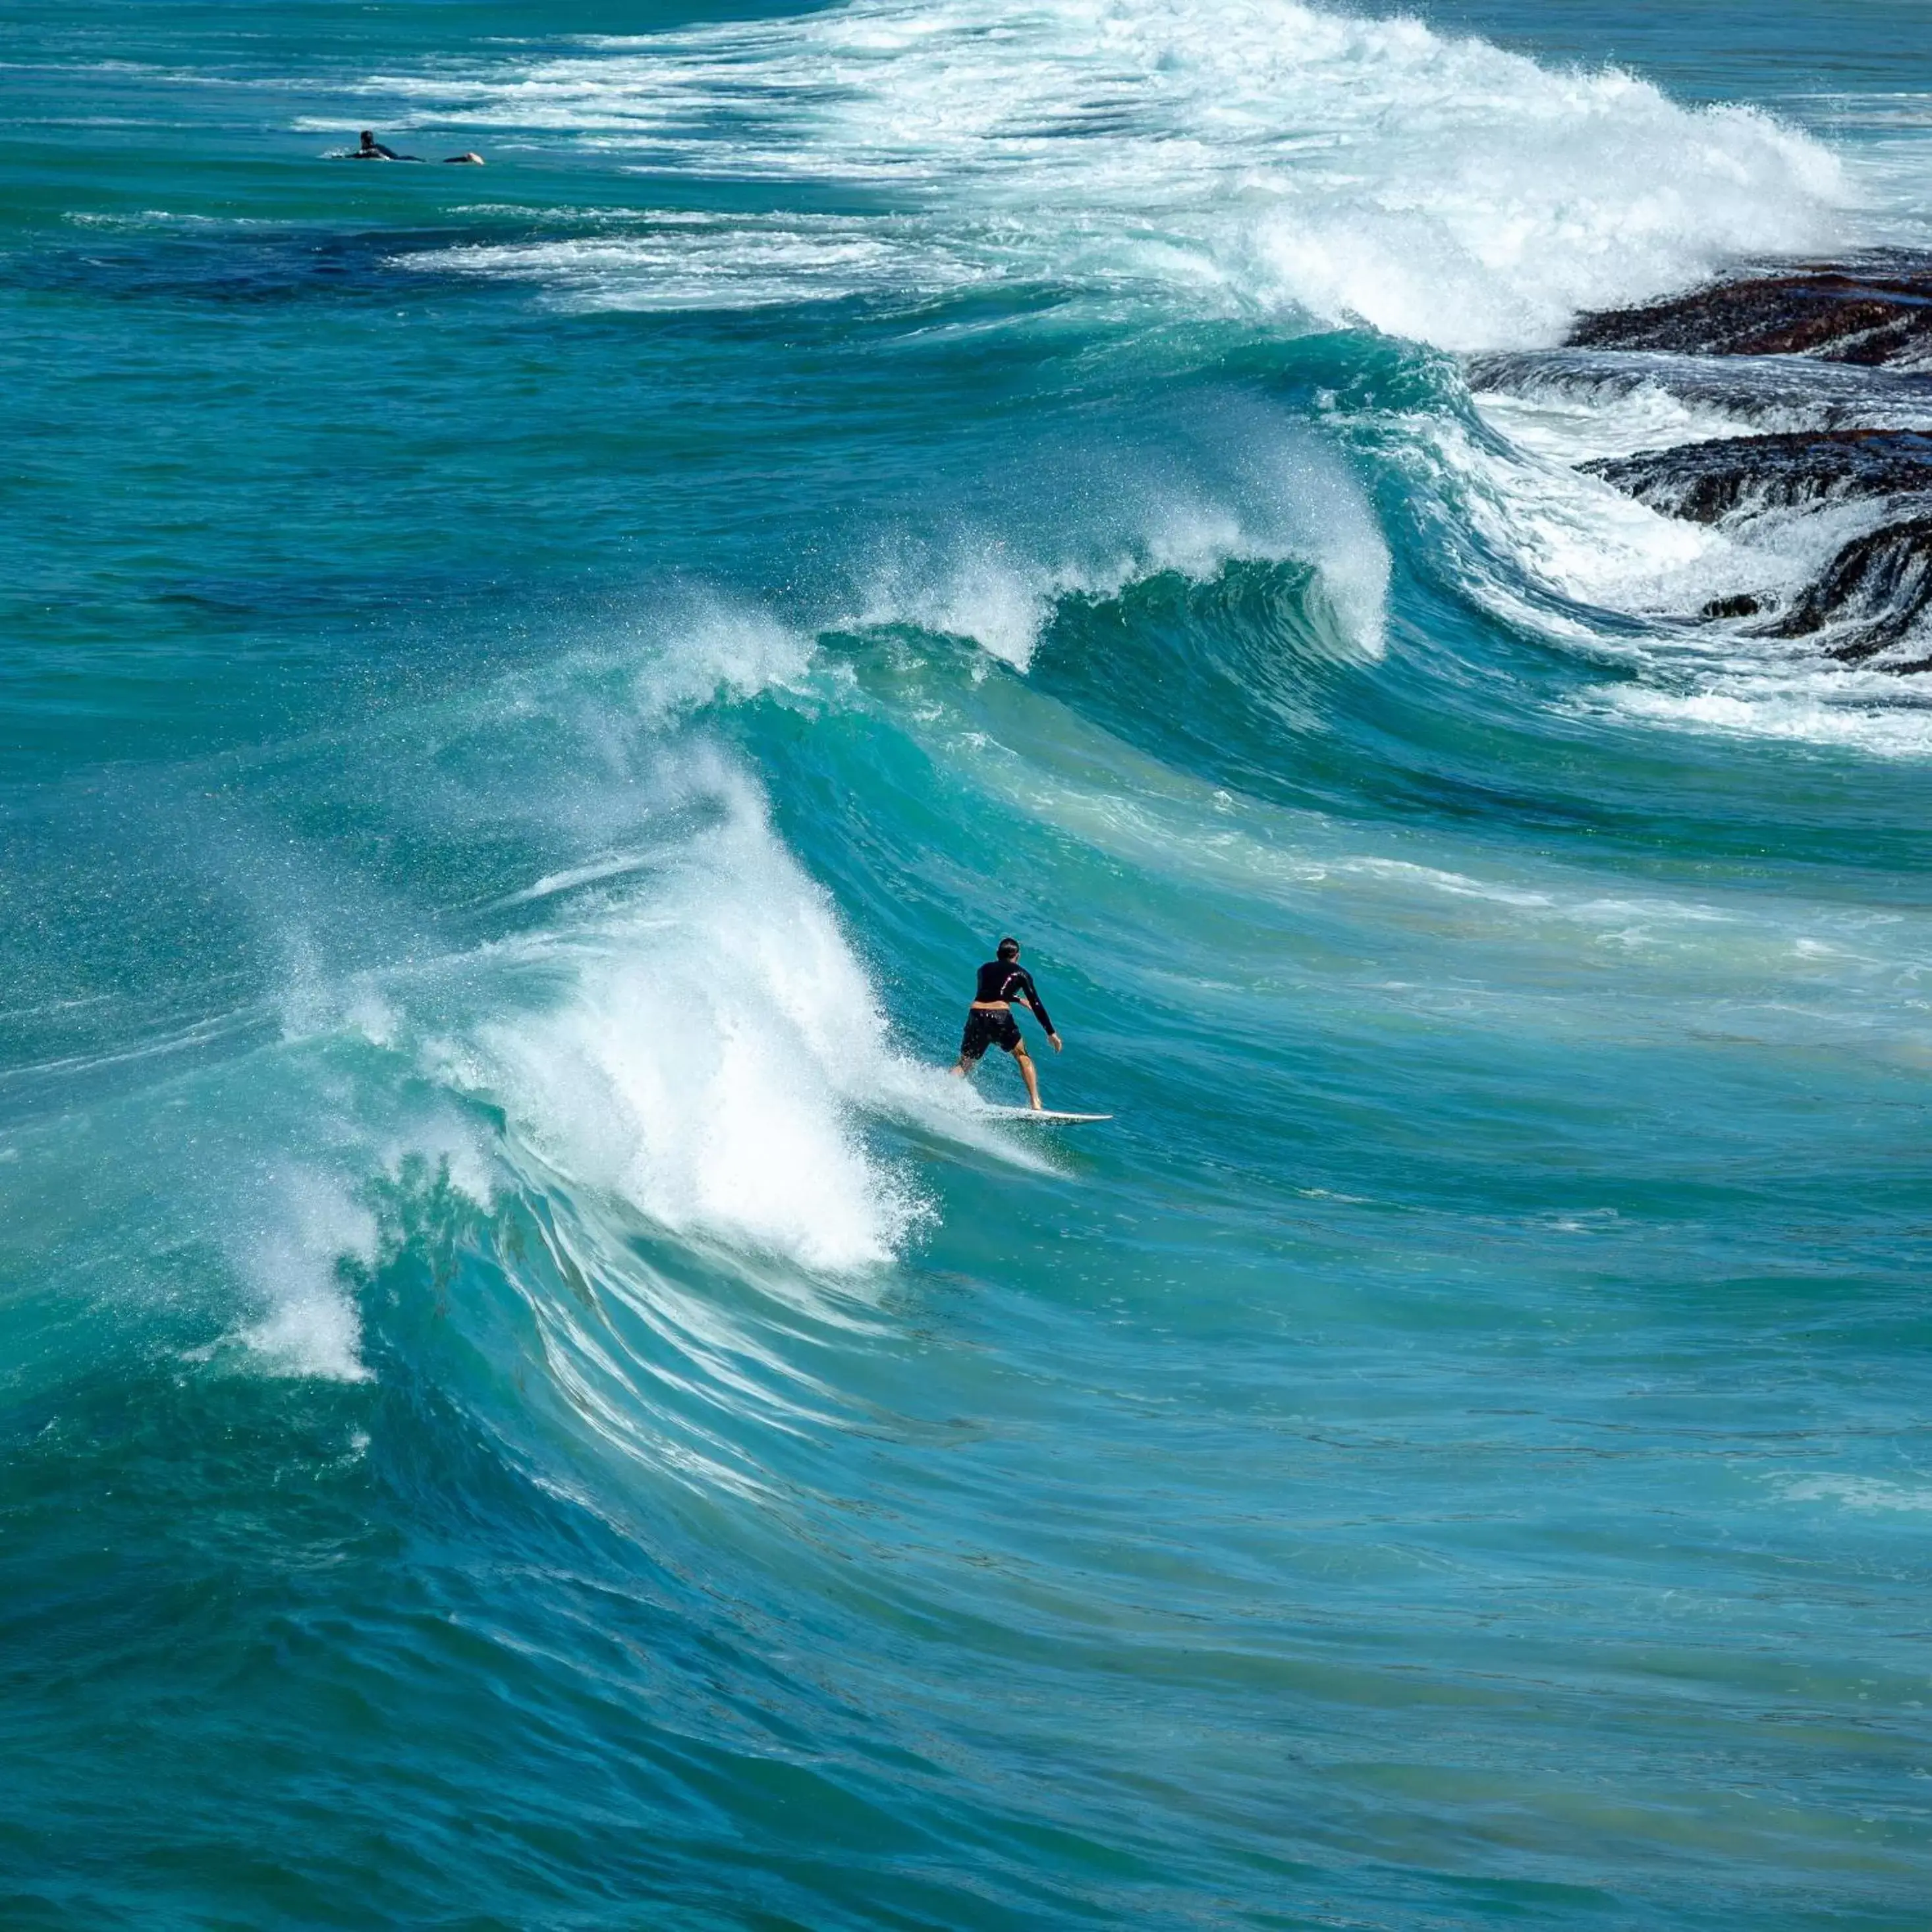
[366,0,1847,347]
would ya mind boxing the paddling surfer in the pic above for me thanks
[347,130,483,163]
[951,936,1061,1110]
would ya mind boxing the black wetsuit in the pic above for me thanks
[958,960,1054,1062]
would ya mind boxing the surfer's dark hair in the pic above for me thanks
[997,936,1020,959]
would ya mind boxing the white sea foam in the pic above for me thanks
[1473,386,1762,470]
[358,0,1848,347]
[856,539,1063,672]
[1793,92,1932,257]
[435,771,939,1275]
[231,1170,378,1381]
[1592,677,1932,759]
[1382,395,1932,756]
[1775,1474,1932,1514]
[200,609,952,1337]
[314,630,1049,1268]
[1404,412,1759,638]
[1469,356,1932,479]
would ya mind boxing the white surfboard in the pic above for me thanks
[983,1107,1113,1124]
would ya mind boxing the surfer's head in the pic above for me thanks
[997,936,1020,962]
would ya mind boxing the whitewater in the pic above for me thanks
[3,0,1930,1925]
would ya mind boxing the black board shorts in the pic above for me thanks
[959,1007,1023,1061]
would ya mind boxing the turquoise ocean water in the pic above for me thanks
[5,1,1931,1924]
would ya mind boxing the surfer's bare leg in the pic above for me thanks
[950,1057,970,1078]
[1012,1043,1043,1110]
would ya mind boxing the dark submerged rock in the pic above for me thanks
[1700,593,1762,621]
[1580,429,1932,523]
[1567,258,1932,369]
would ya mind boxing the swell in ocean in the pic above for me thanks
[4,2,1931,1927]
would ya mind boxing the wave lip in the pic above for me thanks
[841,417,1392,673]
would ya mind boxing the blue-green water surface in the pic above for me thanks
[3,2,1931,1926]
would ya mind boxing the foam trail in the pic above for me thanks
[1592,675,1932,759]
[400,215,983,312]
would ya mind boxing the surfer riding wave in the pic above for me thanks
[951,936,1062,1111]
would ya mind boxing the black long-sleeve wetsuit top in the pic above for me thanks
[973,960,1053,1033]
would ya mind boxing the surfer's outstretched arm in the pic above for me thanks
[1015,970,1062,1052]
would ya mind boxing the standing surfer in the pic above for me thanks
[951,936,1061,1110]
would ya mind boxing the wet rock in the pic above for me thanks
[1580,429,1932,523]
[1566,258,1932,368]
[1468,345,1932,432]
[1701,593,1762,621]
[1769,514,1932,664]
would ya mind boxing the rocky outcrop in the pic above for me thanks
[1503,260,1932,671]
[1567,258,1932,369]
[1580,429,1932,522]
[1578,427,1932,665]
[1468,345,1928,433]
